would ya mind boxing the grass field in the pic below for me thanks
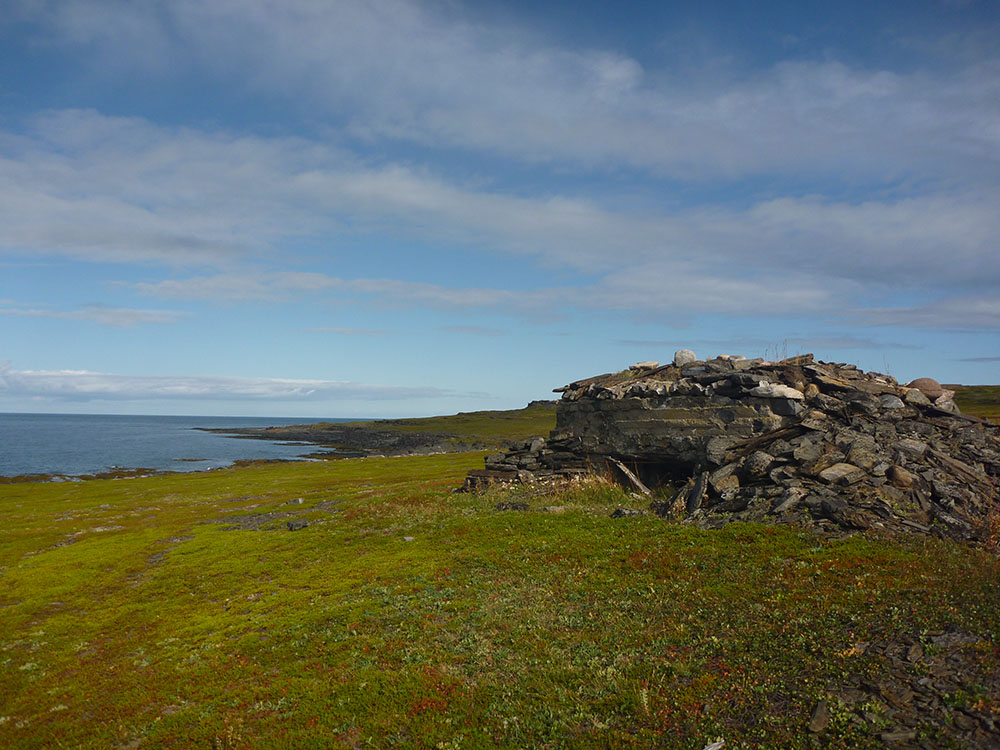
[952,385,1000,424]
[2,451,998,748]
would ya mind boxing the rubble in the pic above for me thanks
[462,352,1000,544]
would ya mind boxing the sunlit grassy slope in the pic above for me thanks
[2,449,998,748]
[952,385,1000,424]
[346,401,558,441]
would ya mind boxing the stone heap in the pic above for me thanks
[463,352,1000,543]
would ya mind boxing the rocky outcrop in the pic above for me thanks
[463,353,1000,544]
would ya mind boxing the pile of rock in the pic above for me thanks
[463,352,999,544]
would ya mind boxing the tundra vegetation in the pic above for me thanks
[1,400,999,748]
[953,386,1000,424]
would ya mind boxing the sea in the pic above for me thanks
[0,413,352,478]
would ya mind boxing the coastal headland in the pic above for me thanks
[202,400,560,458]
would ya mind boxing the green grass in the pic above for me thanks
[1,455,998,748]
[952,385,1000,423]
[347,401,557,441]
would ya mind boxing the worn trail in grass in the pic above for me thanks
[1,454,998,748]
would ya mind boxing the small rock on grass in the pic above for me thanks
[880,729,917,743]
[808,699,830,732]
[610,508,645,518]
[496,501,529,511]
[286,519,308,531]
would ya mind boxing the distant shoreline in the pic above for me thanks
[201,422,486,459]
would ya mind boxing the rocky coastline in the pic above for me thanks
[203,423,503,458]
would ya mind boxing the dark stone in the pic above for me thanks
[286,519,309,531]
[610,508,646,518]
[808,699,830,732]
[496,502,529,511]
[743,451,774,480]
[681,471,706,513]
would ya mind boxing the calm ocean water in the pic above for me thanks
[0,413,350,478]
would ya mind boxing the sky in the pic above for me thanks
[0,0,998,418]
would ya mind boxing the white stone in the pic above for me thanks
[673,349,697,366]
[749,383,805,400]
[631,361,659,370]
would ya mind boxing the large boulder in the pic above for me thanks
[906,377,945,399]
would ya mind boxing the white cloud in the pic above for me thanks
[5,109,997,300]
[0,362,449,402]
[16,0,1000,180]
[131,272,338,302]
[124,265,1000,332]
[305,327,389,336]
[0,303,185,327]
[617,336,921,351]
[440,325,505,337]
[854,294,1000,329]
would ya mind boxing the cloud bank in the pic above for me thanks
[0,303,185,327]
[19,0,1000,180]
[0,363,449,402]
[2,110,997,329]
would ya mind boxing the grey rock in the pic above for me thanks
[818,463,865,485]
[773,488,806,514]
[933,397,959,414]
[286,519,309,531]
[673,349,697,366]
[706,436,738,465]
[895,438,928,458]
[880,394,905,410]
[743,451,774,480]
[686,471,709,513]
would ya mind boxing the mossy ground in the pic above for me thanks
[1,453,998,748]
[952,385,1000,424]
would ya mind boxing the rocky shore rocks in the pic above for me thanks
[463,352,999,545]
[207,423,469,458]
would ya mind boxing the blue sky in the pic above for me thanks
[1,0,998,417]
